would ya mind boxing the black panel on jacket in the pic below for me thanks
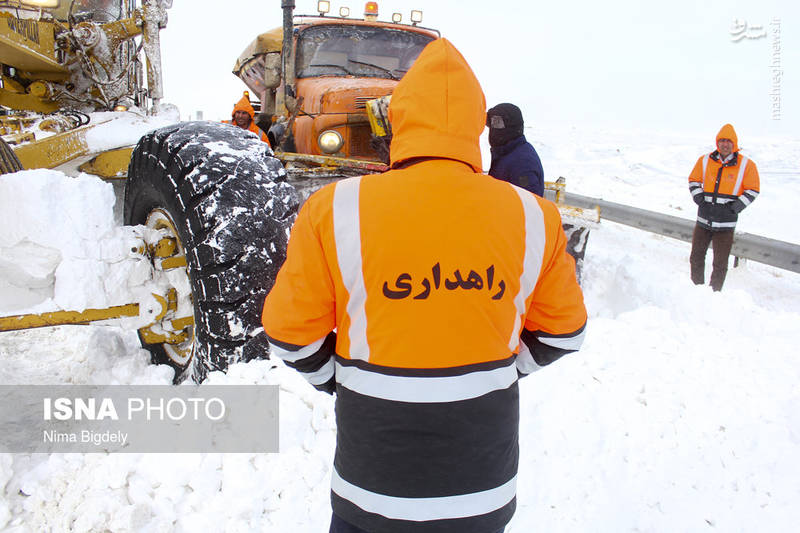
[333,384,520,498]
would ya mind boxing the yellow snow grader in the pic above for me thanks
[0,0,170,174]
[0,0,597,383]
[1,0,301,383]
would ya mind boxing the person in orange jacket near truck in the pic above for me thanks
[223,92,270,145]
[262,38,587,533]
[688,124,760,291]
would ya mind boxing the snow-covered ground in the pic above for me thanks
[1,119,799,532]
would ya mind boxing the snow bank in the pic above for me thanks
[0,170,157,316]
[1,126,799,532]
[513,221,800,533]
[0,343,335,532]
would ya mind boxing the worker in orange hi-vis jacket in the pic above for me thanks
[262,38,587,533]
[222,92,270,146]
[688,123,760,291]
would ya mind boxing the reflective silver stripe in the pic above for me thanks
[712,221,737,229]
[537,329,586,351]
[331,468,517,521]
[335,361,517,403]
[702,154,710,182]
[733,156,748,196]
[508,187,546,351]
[740,190,758,206]
[516,343,542,374]
[269,335,326,363]
[333,177,370,361]
[699,215,737,229]
[305,358,335,385]
[705,196,735,204]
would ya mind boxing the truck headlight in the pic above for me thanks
[318,130,344,154]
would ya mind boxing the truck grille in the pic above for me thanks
[354,96,381,110]
[349,124,376,158]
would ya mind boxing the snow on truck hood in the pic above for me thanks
[84,105,180,153]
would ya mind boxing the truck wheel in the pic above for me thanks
[124,121,298,382]
[0,137,23,174]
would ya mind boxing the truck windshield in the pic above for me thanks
[51,0,123,22]
[296,25,434,80]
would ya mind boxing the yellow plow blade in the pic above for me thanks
[0,304,140,332]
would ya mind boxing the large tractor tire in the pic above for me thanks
[0,137,23,175]
[124,121,299,382]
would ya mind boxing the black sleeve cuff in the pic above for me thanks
[314,377,336,395]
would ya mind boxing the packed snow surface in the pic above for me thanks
[1,122,799,532]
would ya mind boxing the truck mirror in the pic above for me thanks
[263,53,282,89]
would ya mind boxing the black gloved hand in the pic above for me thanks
[315,377,336,395]
[730,199,745,214]
[693,194,704,206]
[370,134,392,165]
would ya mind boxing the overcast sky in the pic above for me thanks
[160,0,797,138]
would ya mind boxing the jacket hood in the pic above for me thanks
[232,92,255,119]
[716,123,738,152]
[388,38,485,171]
[487,103,525,147]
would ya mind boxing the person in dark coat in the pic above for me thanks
[487,103,545,196]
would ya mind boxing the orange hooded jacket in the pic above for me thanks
[223,92,270,144]
[262,38,586,532]
[689,123,760,230]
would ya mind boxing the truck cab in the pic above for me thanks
[233,2,438,161]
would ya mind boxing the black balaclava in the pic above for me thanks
[487,103,524,147]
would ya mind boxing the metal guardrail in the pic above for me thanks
[549,191,800,274]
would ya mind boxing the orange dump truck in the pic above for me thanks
[232,1,439,194]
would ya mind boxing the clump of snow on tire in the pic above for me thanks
[125,121,299,382]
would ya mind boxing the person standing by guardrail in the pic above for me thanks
[688,123,760,291]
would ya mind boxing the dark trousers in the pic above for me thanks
[329,514,505,533]
[689,224,734,291]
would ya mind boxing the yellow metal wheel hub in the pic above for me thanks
[138,208,196,367]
